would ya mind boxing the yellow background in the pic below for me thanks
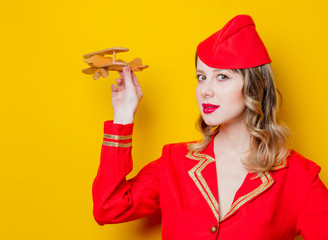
[1,0,327,239]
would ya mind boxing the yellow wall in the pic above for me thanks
[1,0,327,239]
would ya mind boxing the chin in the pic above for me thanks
[202,117,221,127]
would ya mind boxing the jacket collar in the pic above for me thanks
[186,135,288,222]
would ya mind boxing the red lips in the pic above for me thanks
[202,103,219,114]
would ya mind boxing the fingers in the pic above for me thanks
[131,72,143,98]
[110,77,123,95]
[117,66,143,99]
[119,66,134,89]
[131,72,141,88]
[111,84,117,93]
[119,70,142,89]
[116,78,124,92]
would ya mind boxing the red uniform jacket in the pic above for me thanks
[92,121,328,239]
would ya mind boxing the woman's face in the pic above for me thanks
[196,58,246,127]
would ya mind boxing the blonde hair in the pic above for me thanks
[188,58,291,173]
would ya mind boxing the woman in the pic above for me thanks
[92,15,328,239]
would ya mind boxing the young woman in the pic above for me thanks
[92,15,328,239]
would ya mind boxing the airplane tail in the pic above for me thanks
[129,58,148,70]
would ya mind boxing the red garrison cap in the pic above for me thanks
[196,15,271,69]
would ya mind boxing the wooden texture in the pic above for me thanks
[82,47,129,59]
[82,48,148,79]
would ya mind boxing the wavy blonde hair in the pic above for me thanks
[188,56,291,173]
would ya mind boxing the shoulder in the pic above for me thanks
[271,150,324,203]
[276,150,322,188]
[158,141,197,162]
[283,150,328,215]
[286,150,321,176]
[161,141,196,154]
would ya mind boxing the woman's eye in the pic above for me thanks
[197,74,206,81]
[218,74,229,80]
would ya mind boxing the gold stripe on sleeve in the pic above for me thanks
[104,134,132,140]
[102,140,132,148]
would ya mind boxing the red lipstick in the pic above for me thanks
[202,103,219,114]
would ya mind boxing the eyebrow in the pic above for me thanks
[196,69,225,73]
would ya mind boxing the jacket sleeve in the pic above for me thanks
[92,121,161,225]
[297,164,328,239]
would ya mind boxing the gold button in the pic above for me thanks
[210,226,217,233]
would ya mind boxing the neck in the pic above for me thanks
[214,119,251,155]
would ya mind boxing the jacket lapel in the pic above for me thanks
[186,136,289,223]
[186,138,219,222]
[187,151,219,221]
[222,158,288,222]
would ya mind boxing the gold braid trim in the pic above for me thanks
[187,152,219,222]
[271,158,287,171]
[187,151,275,222]
[102,140,132,148]
[222,171,274,220]
[104,133,132,140]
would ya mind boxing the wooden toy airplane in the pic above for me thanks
[82,47,148,80]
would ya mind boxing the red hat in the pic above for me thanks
[196,15,271,69]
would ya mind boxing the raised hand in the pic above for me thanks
[111,66,143,124]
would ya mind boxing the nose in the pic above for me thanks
[201,80,214,98]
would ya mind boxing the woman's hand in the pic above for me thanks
[111,66,143,124]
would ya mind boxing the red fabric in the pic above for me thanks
[196,15,271,69]
[92,121,328,239]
